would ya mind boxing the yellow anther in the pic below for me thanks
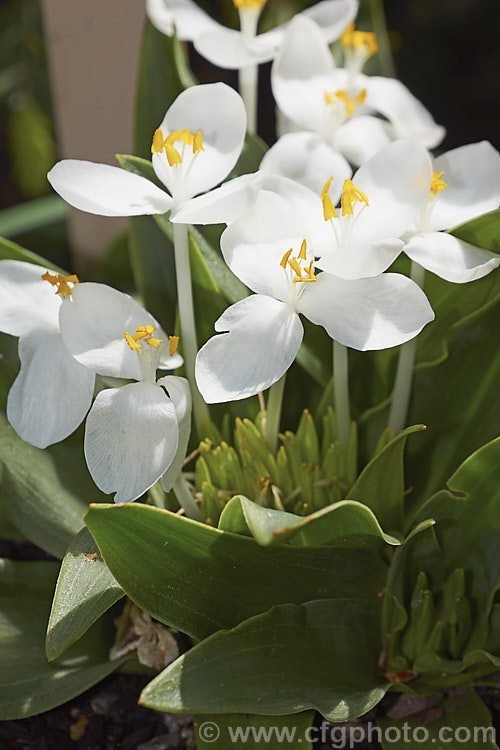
[193,131,204,154]
[324,91,334,106]
[165,143,182,167]
[125,331,142,351]
[298,239,308,260]
[151,129,165,154]
[430,170,447,195]
[355,88,367,105]
[341,179,369,217]
[143,336,162,348]
[341,22,378,57]
[165,130,182,146]
[335,90,355,116]
[135,325,156,337]
[280,248,293,268]
[179,128,194,145]
[305,260,316,282]
[321,177,338,221]
[41,271,79,297]
[232,0,267,8]
[288,257,302,277]
[169,335,180,356]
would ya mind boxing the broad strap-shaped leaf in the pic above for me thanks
[219,495,400,547]
[0,559,125,720]
[0,196,68,239]
[450,208,500,253]
[46,527,123,661]
[0,235,62,270]
[139,598,390,721]
[347,425,426,531]
[85,503,388,641]
[414,437,500,651]
[378,687,497,749]
[194,712,315,750]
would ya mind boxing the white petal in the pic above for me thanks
[428,141,500,231]
[0,260,61,336]
[346,139,432,246]
[195,295,303,402]
[220,176,326,297]
[271,16,335,132]
[335,116,393,166]
[59,283,174,380]
[260,132,351,198]
[365,77,445,149]
[146,0,221,40]
[301,0,359,43]
[298,272,434,350]
[170,173,263,225]
[316,238,403,279]
[155,83,247,200]
[157,376,192,492]
[194,28,276,69]
[84,382,179,503]
[7,328,94,448]
[47,160,172,217]
[405,232,500,283]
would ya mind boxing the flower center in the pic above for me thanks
[124,324,163,352]
[232,0,266,8]
[341,179,369,217]
[280,240,317,285]
[151,128,204,168]
[430,170,447,195]
[41,271,79,299]
[340,23,378,81]
[324,88,366,117]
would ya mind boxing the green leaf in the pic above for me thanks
[85,503,388,641]
[46,527,123,661]
[378,688,497,749]
[415,437,500,650]
[219,495,400,547]
[0,234,62,270]
[347,425,426,531]
[450,209,500,253]
[0,559,125,719]
[0,196,67,239]
[0,412,107,559]
[139,598,389,721]
[194,712,315,750]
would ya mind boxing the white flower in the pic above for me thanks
[403,141,500,282]
[271,15,444,172]
[58,283,190,503]
[47,83,259,226]
[147,0,358,70]
[195,168,434,403]
[0,260,95,449]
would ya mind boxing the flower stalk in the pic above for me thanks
[333,340,350,455]
[387,261,426,433]
[265,374,286,454]
[172,222,210,432]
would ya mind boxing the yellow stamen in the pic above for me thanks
[193,131,204,154]
[165,143,182,167]
[430,170,447,195]
[335,90,355,116]
[125,331,142,351]
[151,129,164,154]
[341,22,378,57]
[288,257,302,277]
[169,335,180,356]
[165,130,182,146]
[324,91,334,106]
[341,179,369,217]
[298,239,308,260]
[41,271,79,297]
[280,248,293,268]
[355,88,367,105]
[143,336,162,348]
[321,177,338,221]
[179,128,194,146]
[232,0,267,8]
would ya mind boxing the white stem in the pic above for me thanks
[333,340,350,455]
[172,222,210,432]
[266,374,286,454]
[173,474,202,521]
[238,64,258,135]
[387,261,426,433]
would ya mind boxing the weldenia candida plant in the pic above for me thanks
[0,0,499,746]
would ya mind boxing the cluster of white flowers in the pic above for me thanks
[1,0,499,508]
